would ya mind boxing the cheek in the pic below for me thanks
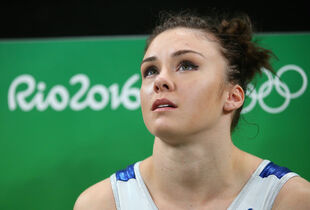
[140,82,153,115]
[140,82,158,135]
[141,81,154,96]
[180,79,224,125]
[187,83,216,111]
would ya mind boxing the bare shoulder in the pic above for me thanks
[272,176,310,210]
[73,177,116,210]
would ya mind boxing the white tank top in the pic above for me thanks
[110,160,298,210]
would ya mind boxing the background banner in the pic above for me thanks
[0,33,309,210]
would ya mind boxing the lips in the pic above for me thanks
[151,98,177,111]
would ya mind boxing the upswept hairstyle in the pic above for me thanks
[144,10,275,132]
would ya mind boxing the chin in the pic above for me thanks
[149,123,191,145]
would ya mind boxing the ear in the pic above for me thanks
[223,84,245,112]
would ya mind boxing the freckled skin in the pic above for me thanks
[140,27,229,144]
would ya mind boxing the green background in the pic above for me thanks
[0,33,309,210]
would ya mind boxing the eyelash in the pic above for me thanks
[143,60,199,78]
[177,60,199,72]
[143,66,158,78]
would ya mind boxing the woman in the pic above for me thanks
[74,12,310,210]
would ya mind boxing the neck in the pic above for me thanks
[141,124,260,206]
[153,128,241,193]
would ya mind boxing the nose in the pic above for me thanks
[153,72,175,93]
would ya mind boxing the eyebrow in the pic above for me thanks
[140,49,205,66]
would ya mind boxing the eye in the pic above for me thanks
[143,65,158,78]
[177,60,199,72]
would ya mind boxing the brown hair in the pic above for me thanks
[144,11,275,132]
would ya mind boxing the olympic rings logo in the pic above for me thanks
[242,64,308,114]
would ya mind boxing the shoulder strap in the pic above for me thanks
[228,160,299,210]
[110,162,158,210]
[110,173,121,210]
[258,161,299,207]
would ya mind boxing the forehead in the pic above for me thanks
[144,27,222,58]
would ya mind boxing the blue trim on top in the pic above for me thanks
[116,163,136,181]
[259,162,291,179]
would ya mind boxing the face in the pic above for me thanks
[140,27,230,142]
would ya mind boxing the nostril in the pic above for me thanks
[154,79,172,92]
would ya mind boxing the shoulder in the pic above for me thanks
[272,176,310,210]
[73,177,117,210]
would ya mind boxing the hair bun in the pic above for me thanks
[219,17,252,42]
[214,15,274,88]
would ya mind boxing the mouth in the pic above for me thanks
[151,98,178,111]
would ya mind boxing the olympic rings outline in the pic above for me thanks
[241,64,308,114]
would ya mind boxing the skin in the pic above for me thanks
[138,27,258,209]
[74,27,310,210]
